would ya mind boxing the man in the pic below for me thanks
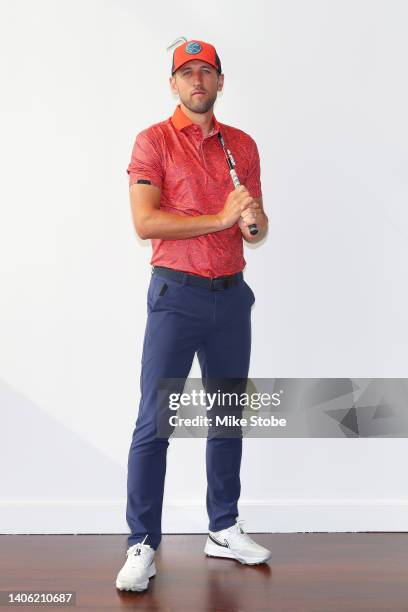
[116,39,270,592]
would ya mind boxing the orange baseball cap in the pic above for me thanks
[171,40,222,75]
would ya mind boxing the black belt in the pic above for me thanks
[152,266,243,291]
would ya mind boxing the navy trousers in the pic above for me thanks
[126,268,255,549]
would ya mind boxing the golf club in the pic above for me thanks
[217,132,258,235]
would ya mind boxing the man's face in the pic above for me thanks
[170,59,224,114]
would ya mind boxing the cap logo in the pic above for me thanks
[185,41,202,55]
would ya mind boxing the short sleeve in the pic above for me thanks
[244,138,262,199]
[126,129,164,189]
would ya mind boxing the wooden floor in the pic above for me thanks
[1,533,407,611]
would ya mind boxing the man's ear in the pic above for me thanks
[169,75,178,96]
[217,73,224,91]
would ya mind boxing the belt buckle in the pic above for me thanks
[211,277,228,291]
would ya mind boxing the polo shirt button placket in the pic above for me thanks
[191,126,202,154]
[198,134,207,168]
[200,140,205,165]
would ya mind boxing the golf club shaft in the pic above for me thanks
[218,133,258,236]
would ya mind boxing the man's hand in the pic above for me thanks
[239,199,261,229]
[238,196,268,243]
[217,186,256,230]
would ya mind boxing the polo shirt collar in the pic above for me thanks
[171,104,220,135]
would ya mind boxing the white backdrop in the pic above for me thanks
[1,0,408,535]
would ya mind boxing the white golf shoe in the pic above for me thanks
[115,536,156,591]
[204,520,271,565]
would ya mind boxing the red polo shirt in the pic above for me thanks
[127,104,262,278]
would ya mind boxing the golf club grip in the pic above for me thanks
[230,170,258,236]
